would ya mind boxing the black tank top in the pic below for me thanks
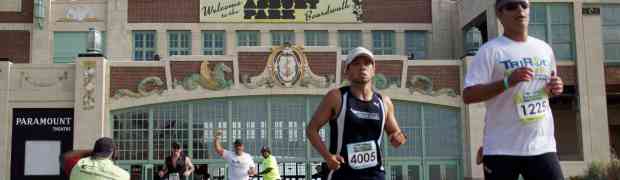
[165,154,187,176]
[328,86,386,175]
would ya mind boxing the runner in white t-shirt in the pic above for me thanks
[213,130,257,180]
[463,0,564,179]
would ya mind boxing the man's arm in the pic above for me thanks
[306,89,345,170]
[213,130,225,157]
[463,67,534,104]
[306,89,339,159]
[159,165,168,178]
[259,168,273,175]
[382,96,406,148]
[184,156,195,176]
[462,80,506,104]
[248,161,257,176]
[62,149,92,176]
[544,71,563,96]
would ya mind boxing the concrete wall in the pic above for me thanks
[431,0,459,59]
[0,62,12,180]
[0,63,75,179]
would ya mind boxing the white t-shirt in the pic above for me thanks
[222,150,256,180]
[464,35,558,156]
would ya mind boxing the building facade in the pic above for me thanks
[0,0,618,179]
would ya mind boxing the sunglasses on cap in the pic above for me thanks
[502,1,529,11]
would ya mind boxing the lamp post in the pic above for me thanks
[80,27,103,57]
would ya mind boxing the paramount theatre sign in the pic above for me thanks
[200,0,363,23]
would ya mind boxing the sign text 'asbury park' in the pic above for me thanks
[200,0,364,23]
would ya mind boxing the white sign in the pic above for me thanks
[25,141,61,175]
[199,0,363,23]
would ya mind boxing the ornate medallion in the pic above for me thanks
[272,47,302,87]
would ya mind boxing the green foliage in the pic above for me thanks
[570,158,620,180]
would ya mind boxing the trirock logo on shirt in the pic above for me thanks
[500,56,551,81]
[351,108,380,120]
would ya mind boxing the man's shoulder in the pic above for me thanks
[527,36,554,51]
[527,36,547,44]
[243,152,253,159]
[109,165,130,180]
[74,157,92,165]
[478,37,507,51]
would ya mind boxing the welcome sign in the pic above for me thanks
[200,0,363,23]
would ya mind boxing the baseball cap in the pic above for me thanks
[495,0,528,10]
[344,47,375,68]
[233,139,243,146]
[92,137,114,158]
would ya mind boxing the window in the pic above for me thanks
[338,30,362,55]
[0,0,20,12]
[168,31,191,56]
[53,32,106,63]
[237,30,260,46]
[603,5,620,62]
[202,31,225,55]
[529,3,575,60]
[111,96,463,179]
[372,30,396,55]
[405,31,428,59]
[304,30,328,46]
[271,30,295,46]
[133,31,157,61]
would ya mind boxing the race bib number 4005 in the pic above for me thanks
[347,140,378,170]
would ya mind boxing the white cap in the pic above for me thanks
[344,47,375,67]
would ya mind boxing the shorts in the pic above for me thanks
[483,152,564,180]
[327,168,385,180]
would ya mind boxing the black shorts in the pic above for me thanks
[327,168,385,180]
[483,152,564,180]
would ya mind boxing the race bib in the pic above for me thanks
[346,140,378,170]
[514,89,549,124]
[168,173,181,180]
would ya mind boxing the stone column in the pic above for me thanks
[106,0,131,61]
[362,30,372,49]
[0,61,12,180]
[226,29,236,55]
[328,29,338,47]
[462,57,485,180]
[157,29,167,59]
[576,4,610,162]
[31,0,52,64]
[295,29,304,46]
[73,56,109,149]
[260,29,270,46]
[192,24,201,55]
[396,30,405,55]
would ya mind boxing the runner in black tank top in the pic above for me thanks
[306,47,408,180]
[328,86,386,179]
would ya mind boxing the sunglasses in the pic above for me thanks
[502,2,529,11]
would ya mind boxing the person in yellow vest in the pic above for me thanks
[258,146,280,180]
[70,137,129,180]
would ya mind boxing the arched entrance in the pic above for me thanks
[110,95,462,180]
